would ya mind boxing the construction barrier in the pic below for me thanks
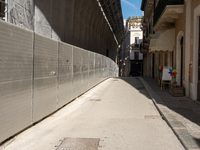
[0,20,118,143]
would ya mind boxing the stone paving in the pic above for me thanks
[0,77,185,150]
[139,77,200,150]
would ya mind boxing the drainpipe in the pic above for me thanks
[188,63,192,99]
[154,0,155,27]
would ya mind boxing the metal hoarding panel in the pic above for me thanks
[0,22,33,82]
[0,80,32,142]
[72,73,82,99]
[58,42,73,108]
[88,52,95,88]
[72,47,82,99]
[81,50,89,93]
[0,21,33,143]
[112,61,116,77]
[95,53,100,69]
[33,77,57,121]
[104,56,108,78]
[105,57,109,78]
[99,55,103,81]
[115,63,118,77]
[82,71,88,93]
[101,55,105,80]
[110,61,113,77]
[33,33,58,122]
[0,21,120,143]
[115,64,118,77]
[94,53,100,84]
[89,52,95,71]
[108,59,112,77]
[115,63,119,77]
[106,57,110,78]
[34,35,58,79]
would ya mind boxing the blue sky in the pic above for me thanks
[121,0,143,20]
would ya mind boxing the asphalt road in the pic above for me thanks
[1,77,185,150]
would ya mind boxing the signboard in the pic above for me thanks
[162,66,172,81]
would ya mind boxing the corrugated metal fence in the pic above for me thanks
[0,20,118,143]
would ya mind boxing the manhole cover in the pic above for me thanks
[90,99,101,101]
[57,138,100,150]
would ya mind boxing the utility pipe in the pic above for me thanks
[188,63,192,99]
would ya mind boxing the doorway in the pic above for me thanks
[198,17,200,100]
[180,37,183,87]
[176,31,184,86]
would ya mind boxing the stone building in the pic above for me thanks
[140,0,200,101]
[119,17,143,76]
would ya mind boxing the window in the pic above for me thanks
[135,52,139,60]
[106,49,109,57]
[135,37,139,44]
[0,0,6,20]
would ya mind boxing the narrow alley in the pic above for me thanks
[1,78,184,150]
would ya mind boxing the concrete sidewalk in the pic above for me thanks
[139,77,200,150]
[0,77,184,150]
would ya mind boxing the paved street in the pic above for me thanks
[1,77,184,150]
[140,77,200,150]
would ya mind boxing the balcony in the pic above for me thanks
[141,17,148,27]
[132,44,140,50]
[146,21,154,41]
[140,41,149,53]
[141,0,154,20]
[153,0,184,32]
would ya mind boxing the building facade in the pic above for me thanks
[141,0,200,101]
[119,17,143,76]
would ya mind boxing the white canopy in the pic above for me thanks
[149,28,175,53]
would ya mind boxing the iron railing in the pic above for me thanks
[146,27,149,39]
[153,0,184,26]
[140,42,147,51]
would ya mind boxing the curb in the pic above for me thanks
[138,77,200,150]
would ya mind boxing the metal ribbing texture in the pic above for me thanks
[33,33,58,123]
[88,52,95,88]
[58,42,73,108]
[0,20,33,142]
[81,49,89,93]
[72,46,83,99]
[0,20,119,143]
[95,53,100,84]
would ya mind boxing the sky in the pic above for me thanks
[121,0,143,20]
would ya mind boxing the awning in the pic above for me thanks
[149,28,175,53]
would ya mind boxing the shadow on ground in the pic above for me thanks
[194,138,200,146]
[118,76,200,146]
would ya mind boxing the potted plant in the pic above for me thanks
[168,67,184,96]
